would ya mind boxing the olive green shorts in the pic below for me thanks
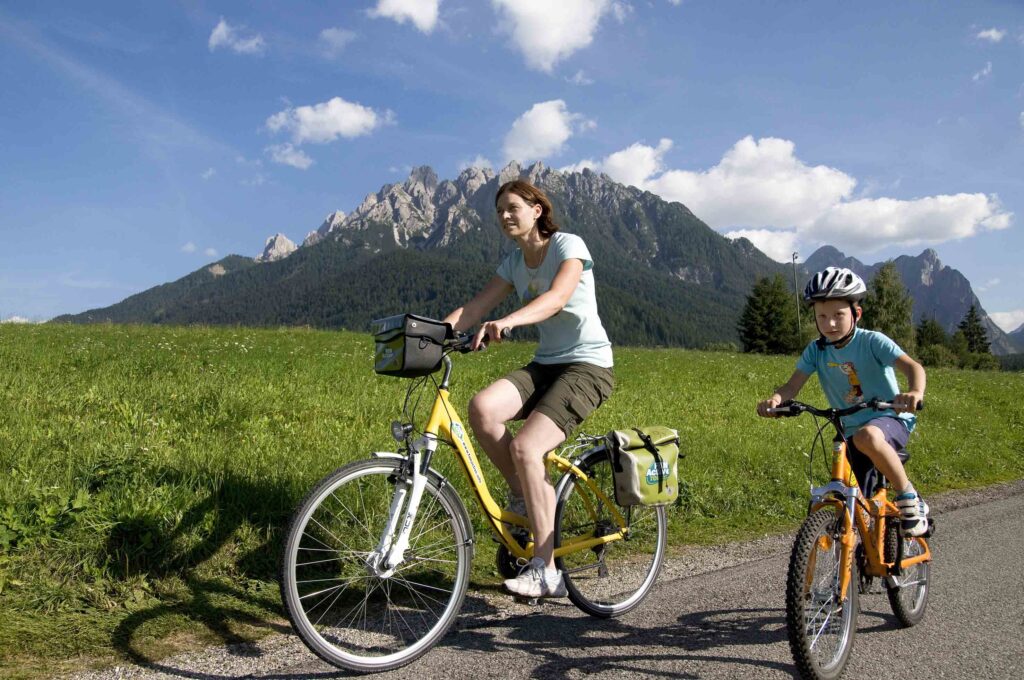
[503,361,615,438]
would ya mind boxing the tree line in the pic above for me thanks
[737,262,999,370]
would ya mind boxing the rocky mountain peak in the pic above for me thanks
[303,210,347,247]
[256,233,297,262]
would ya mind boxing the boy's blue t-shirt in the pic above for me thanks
[795,328,915,435]
[495,232,613,367]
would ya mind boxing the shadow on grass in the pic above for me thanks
[104,468,295,666]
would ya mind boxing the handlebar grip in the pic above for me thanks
[476,327,512,351]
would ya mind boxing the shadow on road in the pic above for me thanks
[446,605,797,678]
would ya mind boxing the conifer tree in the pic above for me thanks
[915,316,947,349]
[738,275,799,354]
[862,262,915,352]
[957,304,990,354]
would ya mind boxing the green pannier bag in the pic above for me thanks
[371,314,450,378]
[606,426,680,507]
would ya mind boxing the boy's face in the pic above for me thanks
[813,299,859,344]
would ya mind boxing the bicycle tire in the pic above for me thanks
[553,447,667,618]
[785,506,858,680]
[280,458,473,673]
[884,518,930,627]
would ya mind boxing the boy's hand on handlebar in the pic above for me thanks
[757,394,783,418]
[891,391,924,413]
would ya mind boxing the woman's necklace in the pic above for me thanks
[524,237,551,295]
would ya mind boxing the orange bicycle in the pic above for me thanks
[769,398,933,680]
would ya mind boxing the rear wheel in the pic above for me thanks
[554,447,667,618]
[884,518,930,627]
[785,506,858,680]
[280,458,472,673]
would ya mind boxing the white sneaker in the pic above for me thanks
[504,557,567,598]
[895,491,930,537]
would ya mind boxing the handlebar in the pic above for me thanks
[448,327,512,353]
[767,398,924,419]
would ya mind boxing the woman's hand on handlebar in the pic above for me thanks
[472,320,512,351]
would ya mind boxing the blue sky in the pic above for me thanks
[1,1,1022,332]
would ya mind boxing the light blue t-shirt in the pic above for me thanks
[795,328,914,434]
[496,232,613,368]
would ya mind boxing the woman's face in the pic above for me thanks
[496,191,542,240]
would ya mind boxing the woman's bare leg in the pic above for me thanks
[508,412,566,570]
[467,379,525,495]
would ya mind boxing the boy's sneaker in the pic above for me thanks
[504,557,567,598]
[895,491,930,537]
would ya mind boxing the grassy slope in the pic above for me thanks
[0,324,1021,675]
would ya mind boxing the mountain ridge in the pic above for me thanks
[52,162,1019,355]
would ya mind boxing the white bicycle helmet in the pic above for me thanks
[803,267,867,304]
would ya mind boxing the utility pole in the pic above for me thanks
[792,252,802,347]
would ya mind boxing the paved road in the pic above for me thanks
[77,482,1024,679]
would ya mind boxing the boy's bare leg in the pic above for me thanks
[851,425,911,491]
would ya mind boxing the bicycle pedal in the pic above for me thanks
[513,596,542,606]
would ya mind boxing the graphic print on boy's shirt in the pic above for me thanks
[827,361,863,403]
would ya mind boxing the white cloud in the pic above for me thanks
[459,154,493,171]
[565,135,1014,259]
[201,167,216,180]
[319,27,356,57]
[990,310,1024,333]
[0,316,33,324]
[972,61,993,82]
[976,278,1001,292]
[208,18,265,55]
[204,248,218,258]
[976,28,1006,43]
[181,242,197,253]
[492,0,614,72]
[569,138,672,188]
[724,228,799,263]
[568,70,594,85]
[810,193,1011,251]
[266,143,314,169]
[266,97,392,145]
[645,136,856,229]
[368,0,440,34]
[611,2,633,23]
[503,100,591,162]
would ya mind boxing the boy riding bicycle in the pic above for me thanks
[756,267,930,536]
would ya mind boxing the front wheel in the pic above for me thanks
[786,506,858,680]
[884,519,930,627]
[554,447,667,618]
[280,458,473,673]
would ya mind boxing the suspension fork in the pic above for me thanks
[366,434,437,577]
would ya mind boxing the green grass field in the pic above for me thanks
[1,323,1021,677]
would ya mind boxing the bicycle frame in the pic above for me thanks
[804,408,932,602]
[368,352,630,574]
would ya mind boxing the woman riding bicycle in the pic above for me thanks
[443,179,614,599]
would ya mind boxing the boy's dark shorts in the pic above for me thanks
[849,416,910,455]
[503,361,614,438]
[848,416,912,493]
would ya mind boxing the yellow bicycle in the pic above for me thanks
[280,326,667,672]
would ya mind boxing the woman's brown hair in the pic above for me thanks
[495,180,560,238]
